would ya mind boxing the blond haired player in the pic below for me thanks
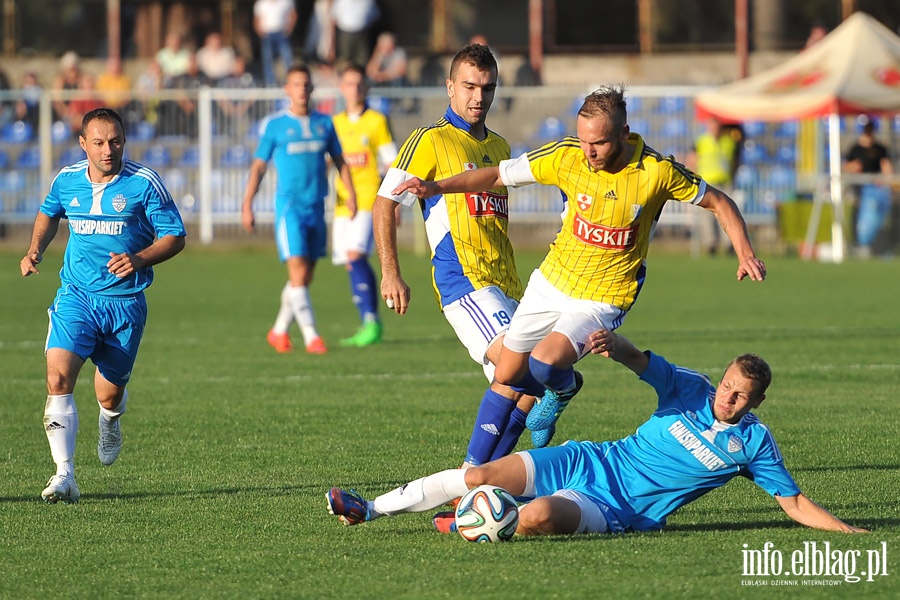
[374,44,545,469]
[332,63,398,347]
[394,84,768,453]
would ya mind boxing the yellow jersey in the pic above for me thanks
[392,107,523,307]
[524,133,702,308]
[333,107,395,216]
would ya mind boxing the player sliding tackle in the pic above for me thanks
[328,330,867,536]
[387,84,767,453]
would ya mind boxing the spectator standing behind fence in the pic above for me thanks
[65,75,105,139]
[365,32,408,87]
[844,120,894,257]
[159,55,208,138]
[155,33,192,85]
[241,64,357,355]
[97,57,141,129]
[687,117,741,255]
[134,60,164,127]
[52,51,85,124]
[216,56,261,136]
[328,0,380,67]
[16,71,43,130]
[254,0,297,87]
[303,0,333,65]
[196,32,237,85]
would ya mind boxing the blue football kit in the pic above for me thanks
[525,352,801,532]
[40,159,186,384]
[255,109,343,261]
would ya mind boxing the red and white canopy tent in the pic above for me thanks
[695,12,900,262]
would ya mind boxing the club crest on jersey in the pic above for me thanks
[728,435,743,453]
[576,194,593,211]
[112,194,127,213]
[572,213,637,250]
[631,204,643,221]
[465,192,509,219]
[463,162,477,171]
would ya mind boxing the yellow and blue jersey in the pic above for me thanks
[391,106,523,307]
[525,133,702,308]
[39,159,186,295]
[332,107,394,216]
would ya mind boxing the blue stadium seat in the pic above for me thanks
[628,95,643,116]
[131,120,156,142]
[58,146,84,166]
[220,145,251,167]
[741,140,768,164]
[51,120,72,144]
[628,117,650,137]
[567,96,583,117]
[659,118,688,139]
[773,121,798,138]
[180,145,200,168]
[776,144,796,163]
[534,116,566,142]
[1,120,34,144]
[734,165,759,190]
[766,165,795,189]
[141,145,171,168]
[0,170,25,193]
[510,143,529,158]
[742,121,766,138]
[0,149,9,169]
[655,96,686,114]
[368,95,391,115]
[16,146,41,170]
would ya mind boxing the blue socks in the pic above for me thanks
[489,407,528,461]
[348,258,378,322]
[464,389,515,466]
[508,371,545,397]
[529,356,575,393]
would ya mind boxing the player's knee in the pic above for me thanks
[46,372,76,395]
[516,498,558,535]
[528,356,574,391]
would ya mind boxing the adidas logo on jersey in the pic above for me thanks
[69,197,80,207]
[482,154,492,163]
[480,423,500,436]
[603,189,618,200]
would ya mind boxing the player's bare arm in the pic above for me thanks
[588,329,649,375]
[241,159,268,232]
[20,213,61,277]
[373,195,410,314]
[697,185,767,282]
[107,234,186,278]
[776,493,868,533]
[333,155,358,218]
[392,166,503,198]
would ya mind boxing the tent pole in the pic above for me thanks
[828,113,845,263]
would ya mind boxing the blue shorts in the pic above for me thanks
[520,440,628,533]
[275,207,327,262]
[46,284,147,386]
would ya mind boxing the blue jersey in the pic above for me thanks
[528,352,800,532]
[39,159,186,296]
[596,352,800,531]
[255,109,343,216]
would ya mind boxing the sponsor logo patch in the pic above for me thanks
[572,213,637,250]
[466,192,509,219]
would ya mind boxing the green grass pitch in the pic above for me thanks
[2,245,898,599]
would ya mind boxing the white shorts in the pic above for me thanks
[331,211,374,265]
[442,286,519,382]
[504,269,628,358]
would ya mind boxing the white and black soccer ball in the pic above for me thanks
[454,484,519,543]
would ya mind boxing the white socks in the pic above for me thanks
[286,285,319,344]
[99,389,127,423]
[372,469,470,517]
[44,394,78,476]
[272,283,294,333]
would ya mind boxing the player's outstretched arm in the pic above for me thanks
[373,195,410,314]
[697,185,767,282]
[392,166,503,198]
[587,329,649,375]
[776,493,868,533]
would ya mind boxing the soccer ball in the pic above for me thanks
[454,484,519,543]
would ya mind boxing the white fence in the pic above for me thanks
[3,84,893,246]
